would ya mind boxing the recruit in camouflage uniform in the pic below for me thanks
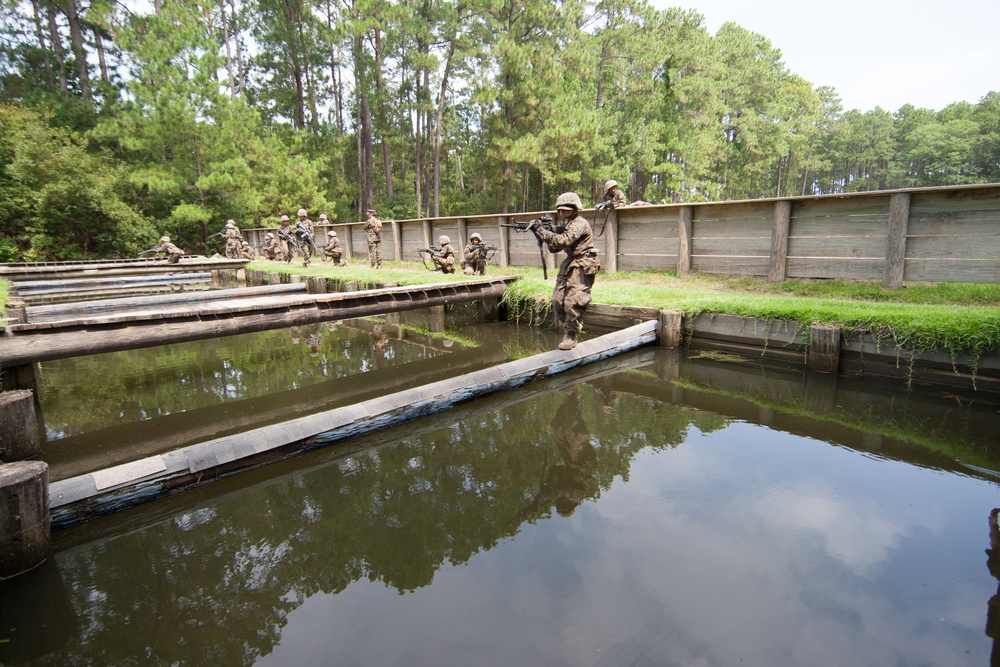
[431,235,457,274]
[323,230,346,266]
[155,236,184,264]
[224,219,242,259]
[364,208,383,268]
[295,208,316,267]
[240,239,255,260]
[534,192,601,351]
[262,232,278,260]
[276,215,294,263]
[462,233,488,275]
[600,179,627,209]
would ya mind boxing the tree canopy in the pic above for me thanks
[0,0,997,259]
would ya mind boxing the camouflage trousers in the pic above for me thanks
[368,239,382,268]
[552,265,594,335]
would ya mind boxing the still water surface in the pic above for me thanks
[3,309,1000,666]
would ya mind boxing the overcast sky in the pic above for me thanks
[652,0,999,112]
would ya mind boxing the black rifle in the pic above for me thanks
[207,231,224,240]
[471,243,498,262]
[592,200,615,237]
[295,221,315,246]
[417,246,442,271]
[137,247,160,257]
[499,215,561,279]
[277,228,301,253]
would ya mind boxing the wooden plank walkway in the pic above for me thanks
[0,277,517,366]
[0,257,248,282]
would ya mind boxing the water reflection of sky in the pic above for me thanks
[258,422,996,667]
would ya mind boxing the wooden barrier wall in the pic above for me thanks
[246,183,1000,285]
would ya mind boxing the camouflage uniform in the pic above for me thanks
[462,235,488,275]
[262,234,279,260]
[155,238,184,264]
[240,240,255,260]
[432,236,457,274]
[277,217,295,263]
[224,221,242,259]
[536,193,600,350]
[600,184,627,209]
[295,209,316,267]
[364,210,383,268]
[323,233,346,266]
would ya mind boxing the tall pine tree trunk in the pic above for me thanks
[432,42,454,218]
[47,3,68,98]
[374,28,393,201]
[30,0,51,87]
[221,1,235,98]
[65,0,92,102]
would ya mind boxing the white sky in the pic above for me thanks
[654,0,1000,112]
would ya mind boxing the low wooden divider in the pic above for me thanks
[47,320,659,528]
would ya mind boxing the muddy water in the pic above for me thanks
[4,317,1000,666]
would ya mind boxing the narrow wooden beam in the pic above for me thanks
[768,200,791,283]
[498,216,510,268]
[341,224,354,259]
[422,219,433,250]
[677,206,693,275]
[883,192,911,289]
[457,218,468,250]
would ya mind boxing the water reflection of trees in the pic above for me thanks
[35,384,726,666]
[37,323,446,438]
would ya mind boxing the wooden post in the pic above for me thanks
[391,220,403,261]
[604,209,619,274]
[5,301,26,324]
[343,281,358,292]
[422,220,433,251]
[268,271,282,285]
[658,309,684,348]
[236,268,247,287]
[768,200,791,283]
[1,364,39,401]
[678,206,693,275]
[457,218,468,251]
[498,216,510,268]
[342,224,354,260]
[808,323,841,374]
[0,391,39,461]
[0,461,50,578]
[307,277,327,294]
[883,192,911,289]
[483,296,500,322]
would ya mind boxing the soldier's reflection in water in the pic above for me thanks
[987,508,1000,666]
[531,388,599,517]
[370,322,389,354]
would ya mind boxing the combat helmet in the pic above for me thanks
[604,179,618,192]
[160,235,170,243]
[329,230,338,237]
[297,208,307,217]
[319,214,328,221]
[265,232,274,238]
[280,215,290,222]
[470,233,482,243]
[555,192,583,211]
[438,235,450,246]
[226,219,236,227]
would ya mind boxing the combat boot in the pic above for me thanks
[557,331,577,351]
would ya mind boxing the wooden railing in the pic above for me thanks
[246,183,1000,286]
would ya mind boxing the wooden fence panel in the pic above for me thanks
[617,208,678,273]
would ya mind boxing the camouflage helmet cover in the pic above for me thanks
[555,192,583,210]
[159,235,170,243]
[280,215,290,222]
[297,208,307,217]
[330,230,338,237]
[470,233,482,242]
[265,232,274,238]
[226,219,236,226]
[438,235,450,246]
[604,179,618,192]
[319,213,328,221]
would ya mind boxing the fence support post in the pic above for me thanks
[391,220,403,261]
[422,220,433,251]
[342,224,354,260]
[883,192,911,289]
[457,218,468,251]
[498,216,510,268]
[769,200,791,283]
[678,206,693,275]
[604,209,618,274]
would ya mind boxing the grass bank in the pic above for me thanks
[254,259,1000,360]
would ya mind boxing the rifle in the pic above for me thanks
[295,221,315,245]
[207,231,225,240]
[592,200,614,237]
[499,215,561,279]
[277,228,301,252]
[137,247,160,257]
[471,243,498,262]
[417,246,442,271]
